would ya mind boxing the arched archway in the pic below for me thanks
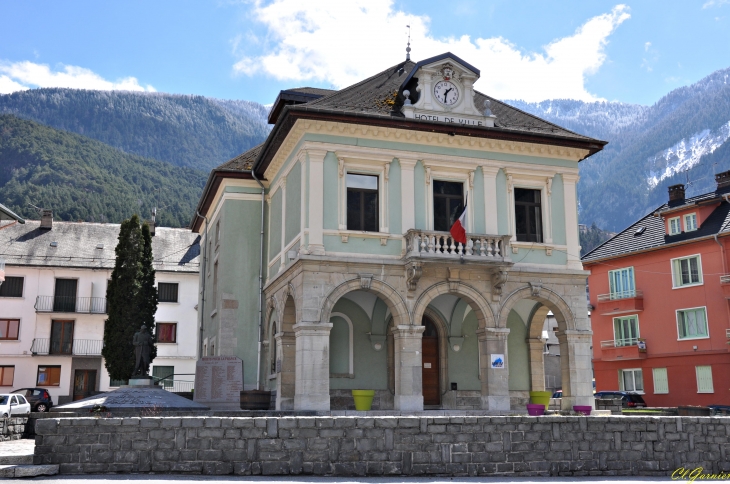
[498,284,593,409]
[320,277,410,328]
[274,294,296,410]
[412,281,496,331]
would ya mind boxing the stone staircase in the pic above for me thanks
[0,439,58,478]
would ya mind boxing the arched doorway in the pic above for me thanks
[422,316,440,406]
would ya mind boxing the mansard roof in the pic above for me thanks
[0,221,200,272]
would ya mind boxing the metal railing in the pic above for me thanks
[596,290,643,302]
[34,296,107,314]
[545,374,559,390]
[30,338,103,356]
[152,373,195,393]
[405,229,511,261]
[600,338,639,348]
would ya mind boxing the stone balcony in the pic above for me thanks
[404,229,512,264]
[599,338,647,361]
[595,290,643,316]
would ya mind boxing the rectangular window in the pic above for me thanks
[215,220,221,246]
[0,319,20,340]
[613,315,639,346]
[212,261,218,308]
[608,267,635,299]
[668,216,681,235]
[653,368,669,394]
[0,276,23,297]
[37,366,62,386]
[672,255,702,287]
[156,323,177,343]
[53,278,78,312]
[677,307,708,339]
[50,320,74,354]
[0,366,14,386]
[158,283,179,303]
[619,368,644,392]
[514,188,543,243]
[433,180,464,232]
[696,366,714,393]
[346,174,379,232]
[684,213,698,232]
[152,365,174,389]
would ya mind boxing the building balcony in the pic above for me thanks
[720,275,730,299]
[405,229,511,263]
[595,290,643,316]
[599,338,647,361]
[30,338,103,356]
[34,296,107,314]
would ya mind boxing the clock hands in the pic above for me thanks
[443,87,452,103]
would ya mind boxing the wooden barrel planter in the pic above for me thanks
[240,390,272,410]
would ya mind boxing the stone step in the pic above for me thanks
[0,464,59,478]
[0,454,33,465]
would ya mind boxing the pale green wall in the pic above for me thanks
[323,235,402,256]
[496,169,509,235]
[285,161,301,245]
[414,161,426,229]
[269,189,282,261]
[323,151,338,230]
[330,316,350,374]
[472,166,486,234]
[551,174,566,246]
[507,310,530,391]
[388,158,402,234]
[329,298,388,390]
[447,311,480,391]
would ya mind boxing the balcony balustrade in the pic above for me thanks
[405,229,511,262]
[35,296,107,314]
[30,338,103,356]
[599,338,647,361]
[595,290,643,316]
[721,275,730,299]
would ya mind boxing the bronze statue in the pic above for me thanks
[132,325,154,376]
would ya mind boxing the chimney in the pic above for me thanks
[716,170,730,191]
[668,184,685,206]
[40,209,53,230]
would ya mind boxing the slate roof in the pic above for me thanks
[582,190,730,263]
[217,144,263,171]
[0,221,200,272]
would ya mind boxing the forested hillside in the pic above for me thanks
[0,89,271,171]
[508,66,730,232]
[0,114,207,227]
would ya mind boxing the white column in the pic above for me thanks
[400,158,417,232]
[279,176,287,270]
[544,176,553,244]
[307,149,327,255]
[293,322,333,410]
[392,325,425,411]
[482,166,499,234]
[477,327,510,411]
[562,173,581,269]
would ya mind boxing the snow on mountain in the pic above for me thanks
[647,121,730,188]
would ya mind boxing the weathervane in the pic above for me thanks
[406,25,411,61]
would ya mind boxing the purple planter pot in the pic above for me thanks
[526,403,545,416]
[573,405,592,415]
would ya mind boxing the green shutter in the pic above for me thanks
[696,366,714,393]
[653,368,668,394]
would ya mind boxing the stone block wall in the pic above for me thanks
[0,416,27,441]
[33,415,730,477]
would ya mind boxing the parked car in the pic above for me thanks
[552,390,562,398]
[594,391,646,408]
[12,388,53,412]
[0,394,31,417]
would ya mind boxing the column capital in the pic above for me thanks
[481,165,501,176]
[391,324,425,338]
[303,148,329,162]
[556,329,592,340]
[397,157,419,169]
[293,322,333,334]
[476,327,510,340]
[559,172,580,184]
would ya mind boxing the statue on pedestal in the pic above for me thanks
[132,325,154,377]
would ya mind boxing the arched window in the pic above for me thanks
[329,312,353,377]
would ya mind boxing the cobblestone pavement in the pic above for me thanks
[26,476,669,482]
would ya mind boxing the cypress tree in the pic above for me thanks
[102,215,144,381]
[137,222,158,370]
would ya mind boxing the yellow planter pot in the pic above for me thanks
[529,391,552,410]
[351,390,375,411]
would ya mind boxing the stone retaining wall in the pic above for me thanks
[33,415,730,477]
[1,416,27,441]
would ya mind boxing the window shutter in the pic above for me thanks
[653,368,668,394]
[696,366,714,393]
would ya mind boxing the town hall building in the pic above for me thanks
[191,53,606,412]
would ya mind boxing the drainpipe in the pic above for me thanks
[196,211,209,359]
[717,194,730,327]
[251,169,266,391]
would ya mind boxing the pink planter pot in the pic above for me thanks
[573,405,592,415]
[526,403,545,416]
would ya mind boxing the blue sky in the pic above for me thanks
[1,0,729,106]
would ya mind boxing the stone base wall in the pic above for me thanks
[34,415,730,476]
[0,417,27,441]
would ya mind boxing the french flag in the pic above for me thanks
[450,198,468,245]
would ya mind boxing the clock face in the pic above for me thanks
[434,80,459,106]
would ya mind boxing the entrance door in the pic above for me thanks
[73,370,97,401]
[50,320,74,354]
[422,317,440,406]
[53,278,77,312]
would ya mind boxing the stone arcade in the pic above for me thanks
[191,52,606,412]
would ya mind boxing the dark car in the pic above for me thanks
[594,391,646,408]
[12,388,53,412]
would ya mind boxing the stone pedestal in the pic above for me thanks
[274,332,296,410]
[392,325,425,411]
[527,338,546,392]
[477,327,510,411]
[293,322,332,411]
[557,330,594,409]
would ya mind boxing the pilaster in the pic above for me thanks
[274,331,295,410]
[391,325,425,411]
[306,149,327,255]
[293,321,333,411]
[557,329,594,409]
[562,173,581,269]
[482,166,500,234]
[399,158,418,233]
[477,327,510,411]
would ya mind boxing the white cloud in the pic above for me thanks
[233,1,630,102]
[0,61,155,94]
[703,0,730,8]
[644,41,651,51]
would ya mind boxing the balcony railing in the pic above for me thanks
[597,290,643,302]
[721,275,730,284]
[34,296,107,314]
[601,338,639,348]
[30,338,103,356]
[405,230,511,261]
